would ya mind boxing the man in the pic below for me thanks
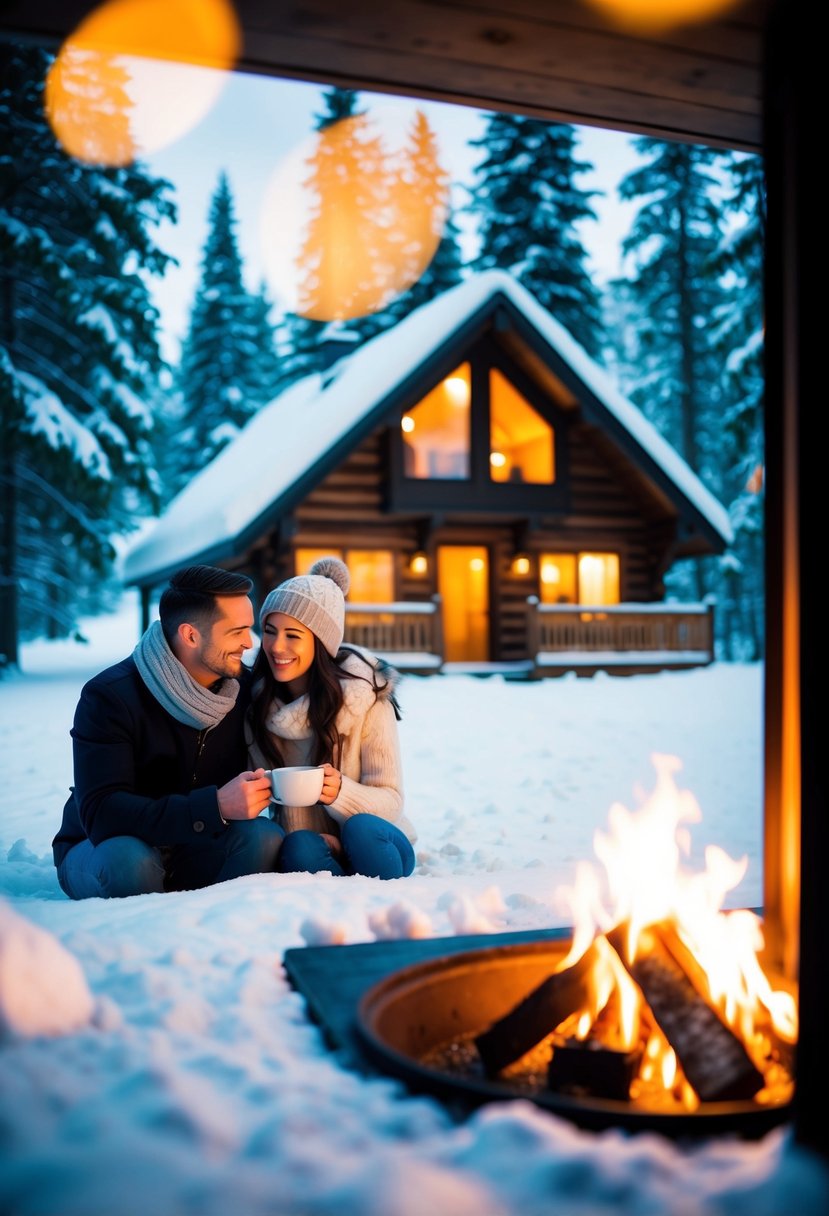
[53,565,284,899]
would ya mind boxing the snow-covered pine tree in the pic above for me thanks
[170,171,281,498]
[358,108,465,339]
[468,113,604,357]
[0,42,175,667]
[365,202,465,338]
[280,88,370,384]
[612,138,733,605]
[245,278,283,405]
[295,90,393,326]
[708,151,766,659]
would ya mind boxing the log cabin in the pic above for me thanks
[123,270,731,676]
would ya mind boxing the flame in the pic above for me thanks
[553,753,797,1105]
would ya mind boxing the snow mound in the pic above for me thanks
[0,899,96,1037]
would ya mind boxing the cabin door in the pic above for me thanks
[437,545,490,662]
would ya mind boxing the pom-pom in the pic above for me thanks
[308,556,350,596]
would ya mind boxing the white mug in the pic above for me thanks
[267,765,325,807]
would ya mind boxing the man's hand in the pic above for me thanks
[217,769,272,820]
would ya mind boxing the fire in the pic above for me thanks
[553,754,797,1108]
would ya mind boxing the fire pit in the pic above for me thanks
[356,756,797,1139]
[356,937,793,1138]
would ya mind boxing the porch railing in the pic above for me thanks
[526,597,716,674]
[342,596,715,676]
[344,596,444,672]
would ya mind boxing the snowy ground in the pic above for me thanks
[1,596,827,1216]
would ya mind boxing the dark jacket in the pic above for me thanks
[52,656,251,867]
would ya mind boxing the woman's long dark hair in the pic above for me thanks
[249,638,371,768]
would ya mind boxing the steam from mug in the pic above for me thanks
[267,766,325,807]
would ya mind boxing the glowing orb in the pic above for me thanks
[583,0,746,33]
[45,0,240,166]
[261,107,449,321]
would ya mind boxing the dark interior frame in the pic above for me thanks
[1,0,823,1161]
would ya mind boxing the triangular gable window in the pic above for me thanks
[489,368,555,484]
[401,362,471,480]
[390,342,567,513]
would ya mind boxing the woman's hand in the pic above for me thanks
[318,763,343,805]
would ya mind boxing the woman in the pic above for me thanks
[247,557,416,879]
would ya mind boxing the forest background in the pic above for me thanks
[0,41,765,669]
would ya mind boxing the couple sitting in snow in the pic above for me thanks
[52,559,416,900]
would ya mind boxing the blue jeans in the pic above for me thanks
[57,818,285,900]
[277,814,415,879]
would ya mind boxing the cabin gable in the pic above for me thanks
[266,314,699,649]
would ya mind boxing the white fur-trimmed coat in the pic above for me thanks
[246,647,416,843]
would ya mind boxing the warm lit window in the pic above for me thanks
[295,547,394,603]
[345,550,394,602]
[489,369,554,484]
[540,552,619,605]
[402,362,470,479]
[540,554,576,604]
[296,548,343,573]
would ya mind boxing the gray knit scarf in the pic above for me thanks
[132,619,240,729]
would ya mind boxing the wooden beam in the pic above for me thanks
[1,0,769,150]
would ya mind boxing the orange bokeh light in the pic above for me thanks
[45,0,240,166]
[291,111,449,321]
[583,0,746,34]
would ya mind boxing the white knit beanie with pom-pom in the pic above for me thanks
[258,557,350,657]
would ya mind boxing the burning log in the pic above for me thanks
[546,987,643,1100]
[475,942,599,1076]
[606,921,765,1103]
[547,1037,643,1101]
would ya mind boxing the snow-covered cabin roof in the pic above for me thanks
[123,269,733,586]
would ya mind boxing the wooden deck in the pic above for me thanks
[344,598,716,676]
[526,597,715,676]
[344,598,444,675]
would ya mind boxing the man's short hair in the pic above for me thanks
[159,565,253,646]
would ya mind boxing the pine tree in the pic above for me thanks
[372,203,465,333]
[468,114,604,356]
[613,138,732,604]
[315,87,361,129]
[708,152,766,659]
[245,279,283,404]
[295,101,393,324]
[280,88,373,383]
[276,312,332,387]
[0,42,174,666]
[358,109,464,338]
[171,172,280,496]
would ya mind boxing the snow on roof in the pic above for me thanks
[123,270,733,584]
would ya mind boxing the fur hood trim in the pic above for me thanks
[337,645,402,720]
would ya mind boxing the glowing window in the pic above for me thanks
[540,552,620,605]
[296,548,343,574]
[402,362,470,479]
[540,554,577,604]
[295,547,393,603]
[345,550,394,603]
[489,369,554,484]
